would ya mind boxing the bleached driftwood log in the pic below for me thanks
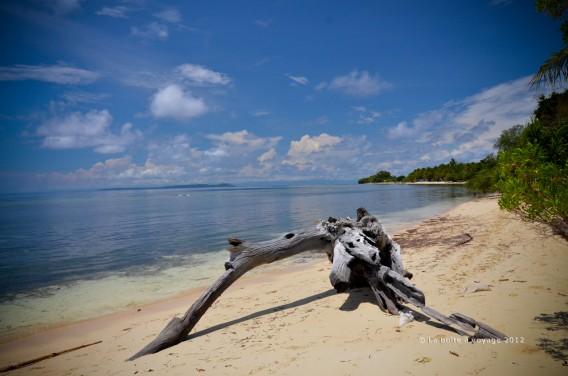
[129,208,505,360]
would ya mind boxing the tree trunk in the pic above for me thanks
[129,208,506,360]
[129,227,333,360]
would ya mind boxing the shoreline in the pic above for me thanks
[1,196,566,375]
[0,195,472,340]
[363,181,466,185]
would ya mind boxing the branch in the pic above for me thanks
[129,227,333,360]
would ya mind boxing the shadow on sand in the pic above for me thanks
[535,311,568,363]
[185,286,461,342]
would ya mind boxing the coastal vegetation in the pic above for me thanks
[357,170,403,184]
[357,157,496,189]
[497,91,568,236]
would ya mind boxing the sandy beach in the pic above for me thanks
[0,196,566,375]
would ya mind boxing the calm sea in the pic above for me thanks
[0,184,471,335]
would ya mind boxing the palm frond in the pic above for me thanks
[530,46,568,88]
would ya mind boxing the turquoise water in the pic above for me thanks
[0,184,472,334]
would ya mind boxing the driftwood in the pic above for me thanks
[129,208,505,360]
[0,340,102,373]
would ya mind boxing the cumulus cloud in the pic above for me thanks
[258,148,277,164]
[155,8,182,23]
[283,133,342,170]
[131,22,168,40]
[36,128,377,188]
[51,129,284,187]
[96,6,129,18]
[286,74,309,86]
[150,84,208,120]
[0,64,99,85]
[37,109,141,154]
[325,70,391,96]
[52,156,185,187]
[177,64,231,86]
[387,121,415,139]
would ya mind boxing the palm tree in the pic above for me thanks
[530,0,568,87]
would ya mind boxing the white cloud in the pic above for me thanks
[76,131,281,184]
[283,133,342,170]
[203,130,281,176]
[443,76,545,158]
[61,91,109,104]
[258,148,277,164]
[353,106,381,124]
[206,130,280,149]
[96,6,129,18]
[385,75,555,165]
[131,22,168,40]
[387,121,416,139]
[55,156,185,186]
[150,84,208,120]
[327,70,391,96]
[37,109,140,154]
[36,130,375,187]
[286,74,309,86]
[155,8,182,23]
[177,64,231,86]
[0,64,99,85]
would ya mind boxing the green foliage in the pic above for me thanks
[465,165,498,193]
[497,144,568,223]
[496,90,568,231]
[358,155,499,193]
[404,156,495,183]
[358,170,397,184]
[495,124,525,152]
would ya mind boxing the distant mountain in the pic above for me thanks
[100,183,235,191]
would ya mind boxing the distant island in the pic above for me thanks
[101,183,235,192]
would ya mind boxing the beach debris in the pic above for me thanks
[227,238,243,246]
[399,311,415,327]
[449,350,460,357]
[452,233,473,246]
[463,282,492,294]
[129,207,507,360]
[0,340,102,373]
[414,356,431,363]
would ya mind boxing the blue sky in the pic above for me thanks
[0,0,563,191]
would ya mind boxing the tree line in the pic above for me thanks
[357,156,496,186]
